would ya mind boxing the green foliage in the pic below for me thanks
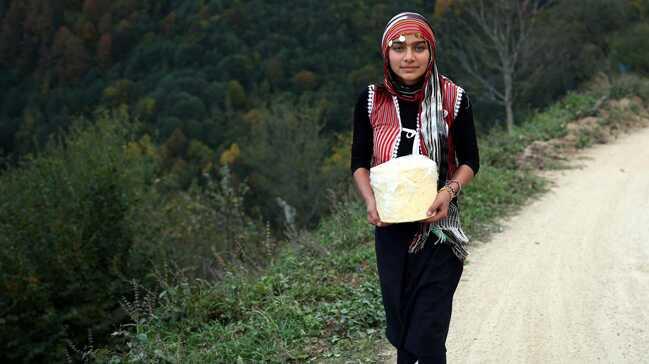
[322,131,354,191]
[293,70,318,91]
[480,91,600,169]
[631,0,649,17]
[2,0,642,235]
[0,109,155,362]
[0,109,271,362]
[129,165,272,281]
[241,95,330,227]
[610,22,649,76]
[104,194,382,363]
[186,139,213,167]
[172,92,207,120]
[226,80,247,110]
[461,168,546,237]
[349,63,382,92]
[609,74,649,101]
[161,127,188,160]
[1,0,433,164]
[102,79,134,106]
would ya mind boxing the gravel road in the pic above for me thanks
[385,126,649,363]
[448,127,649,363]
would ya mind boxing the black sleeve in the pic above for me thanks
[450,92,480,175]
[350,88,373,174]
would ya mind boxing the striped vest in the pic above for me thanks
[368,76,464,174]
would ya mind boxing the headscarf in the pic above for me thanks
[381,12,437,102]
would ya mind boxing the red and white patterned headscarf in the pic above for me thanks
[381,12,437,102]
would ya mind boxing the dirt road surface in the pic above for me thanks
[385,127,649,363]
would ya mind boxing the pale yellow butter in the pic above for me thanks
[370,154,438,223]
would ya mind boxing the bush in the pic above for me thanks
[0,109,156,362]
[610,23,649,76]
[609,74,649,102]
[241,95,330,228]
[0,108,273,362]
[100,193,382,363]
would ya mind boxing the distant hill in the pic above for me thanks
[0,0,436,162]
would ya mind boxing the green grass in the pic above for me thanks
[479,91,601,170]
[95,76,649,363]
[460,168,547,239]
[94,197,384,363]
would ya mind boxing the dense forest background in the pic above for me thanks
[1,0,648,362]
[1,0,648,222]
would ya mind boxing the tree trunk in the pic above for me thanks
[504,67,514,133]
[505,98,514,134]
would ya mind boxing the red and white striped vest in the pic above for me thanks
[368,76,464,177]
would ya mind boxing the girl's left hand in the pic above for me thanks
[422,189,452,224]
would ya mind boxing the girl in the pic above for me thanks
[350,12,480,364]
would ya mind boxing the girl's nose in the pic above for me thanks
[404,48,415,61]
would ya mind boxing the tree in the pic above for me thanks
[610,22,649,75]
[97,12,112,34]
[441,0,544,133]
[264,57,284,88]
[102,79,133,106]
[161,11,176,35]
[97,33,112,68]
[220,143,240,166]
[162,127,188,161]
[522,0,635,104]
[135,96,156,120]
[82,0,111,22]
[23,0,54,40]
[293,70,317,91]
[434,0,455,16]
[51,26,90,82]
[0,111,157,362]
[631,0,649,18]
[79,20,97,42]
[226,80,247,110]
[540,0,633,79]
[186,139,214,170]
[83,0,100,21]
[0,1,25,66]
[242,96,329,227]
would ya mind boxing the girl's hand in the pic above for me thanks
[367,200,391,227]
[422,189,452,224]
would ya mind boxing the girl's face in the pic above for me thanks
[388,33,430,86]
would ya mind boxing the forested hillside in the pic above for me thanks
[2,0,647,224]
[1,0,648,362]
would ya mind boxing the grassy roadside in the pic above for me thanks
[95,76,649,363]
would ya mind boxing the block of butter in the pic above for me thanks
[370,154,438,223]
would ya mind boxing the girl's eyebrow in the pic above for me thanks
[392,40,427,46]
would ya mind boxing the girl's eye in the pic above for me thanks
[392,45,404,52]
[415,45,427,52]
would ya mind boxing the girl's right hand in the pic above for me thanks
[367,201,390,227]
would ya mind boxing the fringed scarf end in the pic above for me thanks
[447,227,470,261]
[407,224,470,261]
[407,224,446,254]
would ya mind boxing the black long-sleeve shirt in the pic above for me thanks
[350,87,480,176]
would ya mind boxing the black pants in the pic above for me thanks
[375,223,463,362]
[397,348,445,364]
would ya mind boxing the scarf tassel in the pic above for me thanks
[408,224,470,261]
